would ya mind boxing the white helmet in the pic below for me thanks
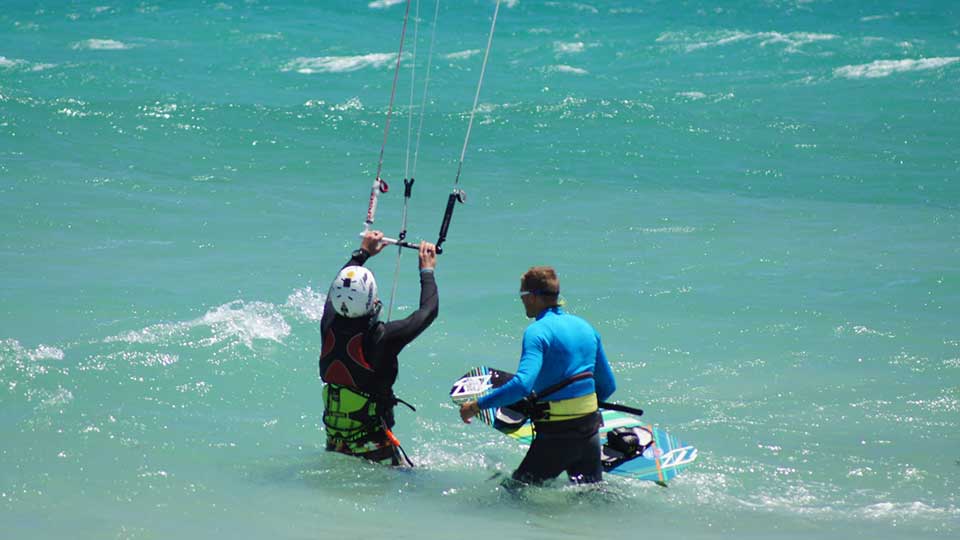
[329,266,379,318]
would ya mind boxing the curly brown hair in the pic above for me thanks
[520,266,560,296]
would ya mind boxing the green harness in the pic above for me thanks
[322,384,384,450]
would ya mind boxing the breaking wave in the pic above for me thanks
[657,30,837,54]
[103,287,325,350]
[0,56,56,71]
[368,0,404,8]
[283,53,396,74]
[554,41,586,54]
[834,57,960,79]
[72,38,134,50]
[446,49,481,61]
[547,64,589,75]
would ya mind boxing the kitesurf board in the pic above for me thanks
[450,366,698,485]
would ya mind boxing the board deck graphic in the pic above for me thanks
[450,366,698,484]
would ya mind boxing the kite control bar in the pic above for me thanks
[358,232,421,251]
[359,185,466,254]
[381,235,421,250]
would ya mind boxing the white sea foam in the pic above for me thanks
[658,30,837,54]
[104,322,180,344]
[861,13,898,22]
[176,380,212,397]
[104,300,290,349]
[72,38,133,50]
[677,91,707,100]
[860,501,957,521]
[1,339,65,363]
[141,352,178,367]
[29,345,65,361]
[58,108,90,118]
[554,41,585,54]
[330,97,363,111]
[547,64,588,75]
[255,32,283,41]
[0,56,52,72]
[41,387,74,408]
[198,301,291,348]
[446,49,481,60]
[834,323,895,338]
[631,226,697,234]
[282,53,395,74]
[536,95,587,113]
[285,287,326,322]
[0,339,64,391]
[546,2,599,14]
[140,102,179,120]
[834,57,960,79]
[853,325,895,338]
[368,0,404,8]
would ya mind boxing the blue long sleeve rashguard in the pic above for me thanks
[477,307,616,411]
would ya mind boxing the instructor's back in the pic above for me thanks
[460,266,616,484]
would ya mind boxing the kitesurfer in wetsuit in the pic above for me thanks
[459,266,616,484]
[319,230,438,465]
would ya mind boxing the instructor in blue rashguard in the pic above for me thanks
[459,266,616,484]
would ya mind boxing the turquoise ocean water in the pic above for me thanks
[2,1,958,538]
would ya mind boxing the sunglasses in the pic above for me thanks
[519,289,557,297]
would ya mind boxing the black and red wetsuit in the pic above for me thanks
[318,250,438,462]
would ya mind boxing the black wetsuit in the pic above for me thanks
[513,412,604,484]
[318,251,438,461]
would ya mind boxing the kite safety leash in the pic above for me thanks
[381,418,415,468]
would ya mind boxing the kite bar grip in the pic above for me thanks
[357,232,421,251]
